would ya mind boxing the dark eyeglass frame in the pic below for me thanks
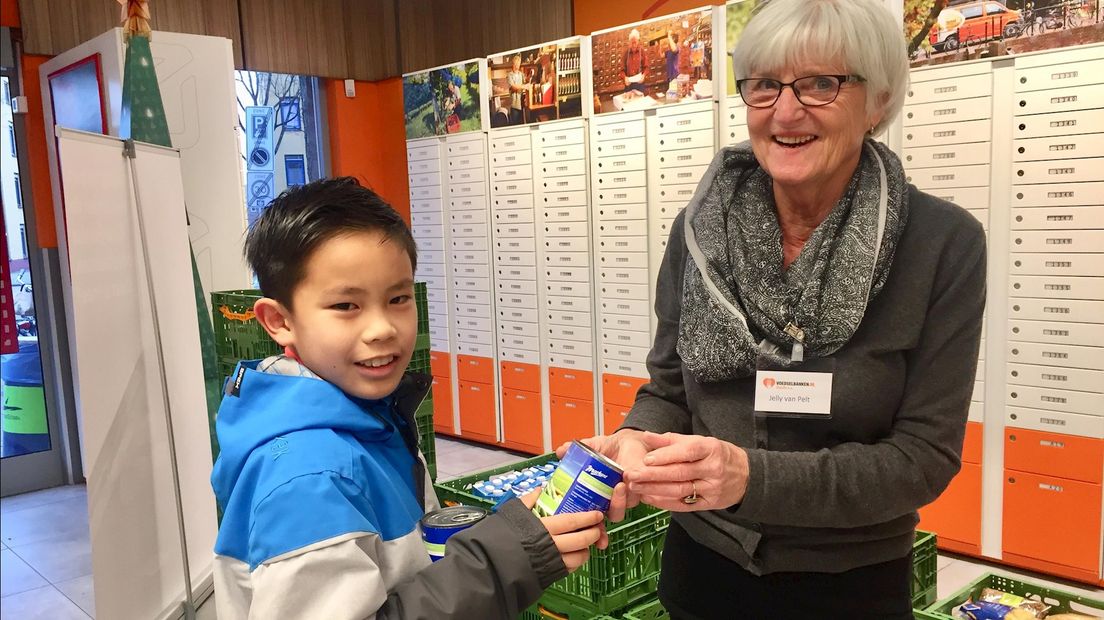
[736,74,866,108]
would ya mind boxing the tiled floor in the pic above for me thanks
[2,437,1100,618]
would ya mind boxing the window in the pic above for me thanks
[986,3,1005,13]
[2,80,9,105]
[13,174,22,209]
[284,155,306,187]
[280,97,302,131]
[962,5,985,18]
[19,224,27,256]
[7,122,14,157]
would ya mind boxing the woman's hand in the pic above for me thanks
[556,429,650,522]
[624,432,750,512]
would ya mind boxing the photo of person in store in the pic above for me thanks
[574,0,986,617]
[507,55,526,125]
[592,10,712,114]
[621,29,648,94]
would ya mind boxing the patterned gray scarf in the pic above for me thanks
[677,140,909,383]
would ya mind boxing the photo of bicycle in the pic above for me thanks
[906,0,1103,67]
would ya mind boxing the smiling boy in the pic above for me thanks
[210,178,605,619]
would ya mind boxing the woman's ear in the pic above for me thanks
[867,92,891,135]
[254,298,295,348]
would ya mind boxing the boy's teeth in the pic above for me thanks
[776,135,815,145]
[361,356,395,368]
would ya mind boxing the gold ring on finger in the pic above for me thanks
[682,480,699,505]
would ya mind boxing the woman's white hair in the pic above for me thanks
[731,0,909,135]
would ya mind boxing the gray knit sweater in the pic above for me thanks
[623,186,986,575]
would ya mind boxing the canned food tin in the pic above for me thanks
[421,506,489,562]
[533,441,623,517]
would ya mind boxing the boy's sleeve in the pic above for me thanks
[248,536,389,620]
[375,498,566,620]
[245,475,566,619]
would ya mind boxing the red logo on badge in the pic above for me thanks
[762,378,776,388]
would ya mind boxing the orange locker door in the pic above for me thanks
[918,462,981,552]
[1003,470,1102,575]
[501,388,543,454]
[602,403,631,435]
[431,376,455,434]
[962,421,983,465]
[458,381,497,443]
[550,396,595,449]
[430,351,452,378]
[549,368,594,402]
[1005,428,1102,484]
[501,361,541,393]
[602,374,648,408]
[457,355,495,384]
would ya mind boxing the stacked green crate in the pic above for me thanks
[211,289,281,377]
[437,454,670,619]
[410,282,435,480]
[914,572,1104,619]
[911,530,938,610]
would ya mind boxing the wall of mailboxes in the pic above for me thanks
[402,2,1104,588]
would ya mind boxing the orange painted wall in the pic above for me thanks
[20,55,58,248]
[324,77,411,226]
[1,0,19,28]
[573,0,723,34]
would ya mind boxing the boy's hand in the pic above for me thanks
[520,492,607,573]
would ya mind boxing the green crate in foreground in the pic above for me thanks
[435,453,669,616]
[914,572,1104,619]
[618,597,668,620]
[912,530,937,610]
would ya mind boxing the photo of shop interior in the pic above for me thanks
[591,10,714,114]
[488,42,582,127]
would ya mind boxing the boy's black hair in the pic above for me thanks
[244,177,417,308]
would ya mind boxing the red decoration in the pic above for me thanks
[1,227,18,354]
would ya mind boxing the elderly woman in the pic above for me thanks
[580,0,986,617]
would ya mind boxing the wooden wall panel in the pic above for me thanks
[19,0,242,65]
[239,0,352,79]
[342,0,400,81]
[17,0,569,79]
[399,0,572,74]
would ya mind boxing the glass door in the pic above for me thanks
[1,70,67,496]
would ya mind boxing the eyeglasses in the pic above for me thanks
[736,74,865,108]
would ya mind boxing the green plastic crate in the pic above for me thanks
[217,358,238,381]
[416,398,434,419]
[518,607,617,620]
[211,290,282,364]
[409,347,431,375]
[912,530,938,609]
[435,453,669,615]
[914,572,1104,619]
[619,597,668,620]
[415,282,429,335]
[417,400,436,481]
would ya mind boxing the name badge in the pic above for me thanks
[753,369,833,416]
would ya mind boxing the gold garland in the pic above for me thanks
[119,0,152,40]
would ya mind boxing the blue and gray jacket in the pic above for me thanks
[210,357,565,619]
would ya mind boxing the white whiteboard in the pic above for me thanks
[56,127,216,620]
